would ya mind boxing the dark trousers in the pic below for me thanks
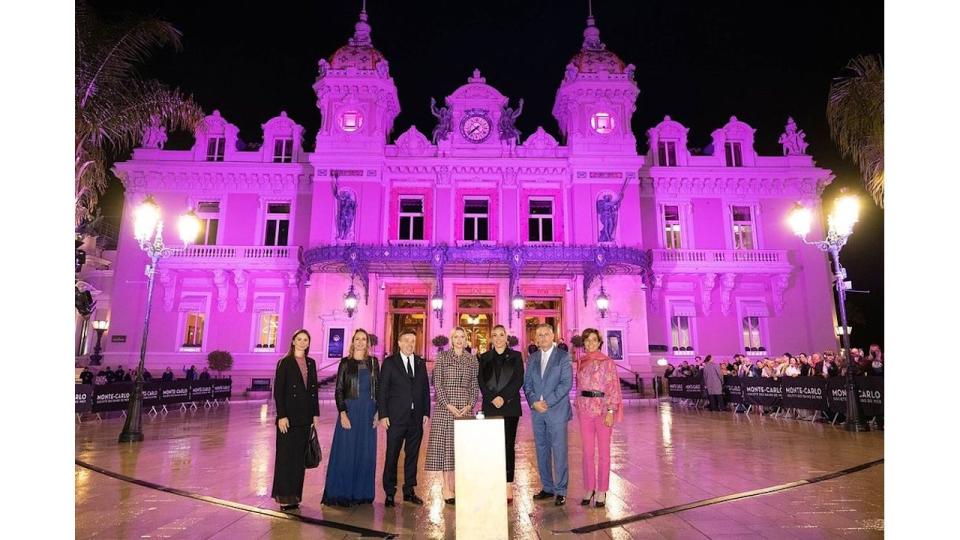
[708,394,724,411]
[271,424,309,505]
[501,416,520,483]
[383,419,423,497]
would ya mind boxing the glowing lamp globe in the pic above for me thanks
[133,196,161,242]
[787,203,812,238]
[829,192,860,237]
[178,209,201,246]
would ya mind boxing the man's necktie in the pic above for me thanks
[406,356,414,379]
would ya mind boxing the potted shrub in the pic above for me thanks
[431,335,449,355]
[207,350,233,378]
[507,335,519,348]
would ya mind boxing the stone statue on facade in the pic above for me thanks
[778,117,809,155]
[596,179,628,242]
[140,114,167,149]
[331,172,357,241]
[430,97,452,144]
[499,98,524,145]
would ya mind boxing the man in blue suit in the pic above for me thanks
[523,322,573,506]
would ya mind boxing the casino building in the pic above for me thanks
[79,7,839,390]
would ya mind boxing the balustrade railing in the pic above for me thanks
[652,249,787,265]
[165,245,298,261]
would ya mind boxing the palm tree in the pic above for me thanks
[826,55,884,207]
[75,0,204,227]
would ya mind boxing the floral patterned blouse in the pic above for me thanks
[575,351,623,422]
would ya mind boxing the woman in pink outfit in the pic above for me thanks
[575,328,622,508]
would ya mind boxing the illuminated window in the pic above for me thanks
[264,203,291,246]
[742,316,764,352]
[671,316,693,354]
[590,112,615,134]
[732,206,755,250]
[657,141,677,166]
[724,141,743,167]
[256,312,280,351]
[195,201,220,245]
[182,312,205,349]
[206,137,225,161]
[273,138,293,163]
[339,111,363,132]
[664,205,682,249]
[463,198,489,241]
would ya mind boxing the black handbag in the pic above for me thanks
[305,425,322,468]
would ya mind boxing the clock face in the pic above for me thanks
[460,115,491,143]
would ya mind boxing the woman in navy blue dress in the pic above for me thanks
[322,328,380,506]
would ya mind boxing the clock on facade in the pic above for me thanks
[460,113,491,143]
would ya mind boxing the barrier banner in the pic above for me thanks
[722,376,745,404]
[142,381,162,407]
[92,383,134,412]
[212,379,232,399]
[743,380,783,408]
[666,377,703,400]
[189,381,213,402]
[75,384,94,414]
[857,376,883,417]
[161,380,192,404]
[781,377,827,410]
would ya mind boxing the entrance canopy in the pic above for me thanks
[301,243,651,307]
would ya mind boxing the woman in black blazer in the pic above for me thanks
[271,329,320,510]
[477,324,525,503]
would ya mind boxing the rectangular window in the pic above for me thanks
[272,138,293,163]
[264,202,291,246]
[732,205,754,250]
[183,312,205,348]
[724,141,743,167]
[195,201,220,245]
[664,205,682,249]
[463,198,489,241]
[657,141,677,166]
[670,316,692,352]
[206,137,225,162]
[742,316,763,351]
[528,199,554,242]
[398,198,424,240]
[256,312,280,350]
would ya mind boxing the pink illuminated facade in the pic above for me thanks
[79,9,839,390]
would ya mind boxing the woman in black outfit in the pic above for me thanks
[271,329,320,510]
[477,324,525,504]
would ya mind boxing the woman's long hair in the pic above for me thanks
[286,329,312,358]
[348,328,371,360]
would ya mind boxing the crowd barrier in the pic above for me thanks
[75,379,232,417]
[667,375,883,419]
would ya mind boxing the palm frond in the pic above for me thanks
[827,55,884,207]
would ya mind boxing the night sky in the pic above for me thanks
[90,0,884,349]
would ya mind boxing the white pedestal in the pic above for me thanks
[454,417,508,540]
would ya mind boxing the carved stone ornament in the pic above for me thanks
[648,273,663,312]
[140,114,167,149]
[521,127,559,157]
[771,273,791,314]
[212,269,229,312]
[395,126,433,156]
[720,273,737,316]
[700,273,717,315]
[158,269,176,312]
[233,270,249,313]
[778,117,809,156]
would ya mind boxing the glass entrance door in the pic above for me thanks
[523,297,563,357]
[456,296,495,355]
[387,297,427,358]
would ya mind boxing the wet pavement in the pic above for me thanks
[75,400,883,538]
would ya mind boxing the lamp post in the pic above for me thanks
[787,190,868,432]
[89,319,109,366]
[344,279,359,318]
[431,291,444,328]
[596,282,610,319]
[511,287,525,324]
[119,196,199,443]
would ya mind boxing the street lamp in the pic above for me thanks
[511,287,525,323]
[119,196,199,443]
[596,282,610,319]
[344,280,359,318]
[431,291,444,327]
[787,190,868,432]
[89,319,109,366]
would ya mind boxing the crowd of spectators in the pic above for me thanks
[663,344,883,380]
[76,364,214,385]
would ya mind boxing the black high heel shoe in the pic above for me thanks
[580,491,595,506]
[595,492,606,508]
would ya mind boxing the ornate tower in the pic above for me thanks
[551,9,639,156]
[312,6,400,156]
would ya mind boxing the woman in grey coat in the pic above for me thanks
[702,355,725,411]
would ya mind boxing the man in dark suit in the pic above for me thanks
[523,323,573,506]
[378,328,431,507]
